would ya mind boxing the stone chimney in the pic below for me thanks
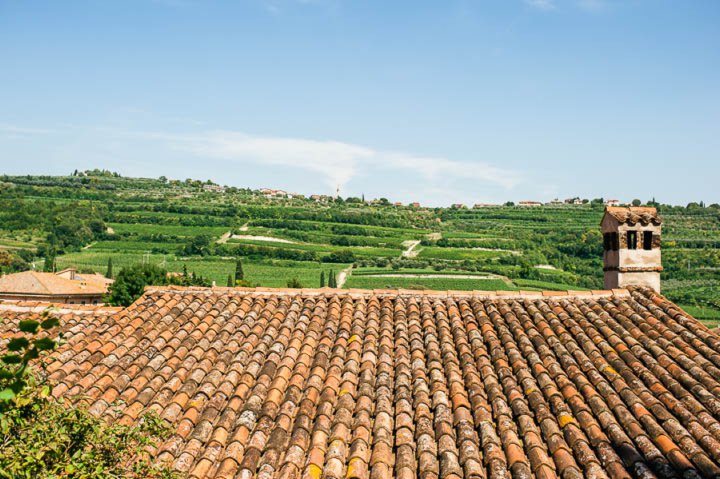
[601,206,662,292]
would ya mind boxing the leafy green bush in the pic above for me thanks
[0,311,177,479]
[106,263,212,306]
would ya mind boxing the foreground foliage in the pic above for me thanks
[0,312,177,479]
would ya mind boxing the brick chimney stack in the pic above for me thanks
[601,206,662,292]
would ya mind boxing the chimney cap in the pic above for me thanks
[604,206,661,226]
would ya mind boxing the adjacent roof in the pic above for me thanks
[3,286,720,479]
[604,207,662,226]
[0,270,112,297]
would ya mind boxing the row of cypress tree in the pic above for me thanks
[320,270,338,288]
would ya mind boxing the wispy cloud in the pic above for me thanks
[525,0,556,10]
[259,0,339,15]
[138,130,523,191]
[0,124,55,135]
[576,0,608,12]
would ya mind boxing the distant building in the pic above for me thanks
[473,203,498,208]
[409,202,421,208]
[259,188,289,199]
[202,184,225,193]
[310,194,333,203]
[393,202,403,207]
[451,203,467,209]
[606,199,621,207]
[0,268,113,304]
[547,198,564,206]
[518,201,543,207]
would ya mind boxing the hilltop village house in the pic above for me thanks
[0,268,112,304]
[2,206,720,478]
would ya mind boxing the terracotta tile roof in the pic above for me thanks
[0,270,112,296]
[605,206,662,226]
[0,300,121,343]
[3,286,720,478]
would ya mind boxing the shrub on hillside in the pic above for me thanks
[321,250,355,263]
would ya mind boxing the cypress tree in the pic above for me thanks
[44,255,55,273]
[235,259,244,281]
[329,270,336,288]
[106,257,113,278]
[227,274,234,287]
[320,271,325,287]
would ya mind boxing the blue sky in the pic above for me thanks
[1,0,718,206]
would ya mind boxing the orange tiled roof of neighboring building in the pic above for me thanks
[0,270,112,297]
[3,286,720,478]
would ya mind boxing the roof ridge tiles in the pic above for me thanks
[0,301,121,315]
[141,285,627,300]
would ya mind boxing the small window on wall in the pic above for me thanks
[643,231,653,250]
[627,231,637,250]
[603,233,611,251]
[611,232,619,251]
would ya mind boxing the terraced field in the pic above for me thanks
[1,174,718,324]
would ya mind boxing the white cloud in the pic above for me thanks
[525,0,556,10]
[145,130,523,191]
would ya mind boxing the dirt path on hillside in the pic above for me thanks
[401,240,422,258]
[426,232,442,241]
[337,265,353,288]
[231,235,296,244]
[216,231,232,244]
[238,222,249,232]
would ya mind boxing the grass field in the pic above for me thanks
[108,223,229,238]
[351,267,495,276]
[227,238,401,258]
[417,246,511,261]
[87,240,183,252]
[56,251,345,287]
[343,275,516,291]
[513,279,590,291]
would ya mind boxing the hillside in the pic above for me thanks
[0,172,718,325]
